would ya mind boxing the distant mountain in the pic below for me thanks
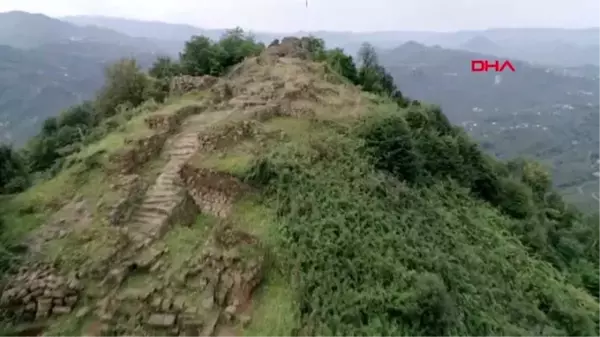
[459,36,502,55]
[0,12,166,145]
[378,42,599,122]
[61,15,599,67]
[0,11,163,52]
[63,15,221,42]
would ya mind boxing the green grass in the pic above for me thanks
[243,271,299,336]
[162,213,218,276]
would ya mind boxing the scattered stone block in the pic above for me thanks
[161,298,172,311]
[147,313,177,327]
[173,296,186,311]
[52,306,72,315]
[75,306,90,318]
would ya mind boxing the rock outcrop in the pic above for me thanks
[265,36,312,59]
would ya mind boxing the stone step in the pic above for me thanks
[131,221,166,237]
[145,190,177,200]
[169,149,196,156]
[131,212,165,224]
[161,172,179,179]
[155,177,177,186]
[137,205,172,217]
[152,185,180,195]
[144,198,175,206]
[173,140,198,147]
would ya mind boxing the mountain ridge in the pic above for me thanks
[0,11,169,145]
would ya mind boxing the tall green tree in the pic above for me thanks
[95,59,149,117]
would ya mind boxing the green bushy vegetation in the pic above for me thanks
[239,39,599,335]
[243,108,599,336]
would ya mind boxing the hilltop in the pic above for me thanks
[0,32,598,336]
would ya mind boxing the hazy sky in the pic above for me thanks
[0,0,598,32]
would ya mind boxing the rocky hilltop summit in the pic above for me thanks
[0,34,598,336]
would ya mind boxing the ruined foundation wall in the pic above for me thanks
[0,264,82,323]
[179,164,250,218]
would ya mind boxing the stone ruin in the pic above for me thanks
[264,36,312,59]
[108,174,148,226]
[109,104,206,175]
[109,132,170,175]
[170,75,218,95]
[179,164,251,218]
[198,120,265,152]
[0,264,82,322]
[91,225,263,336]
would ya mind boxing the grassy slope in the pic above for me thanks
[1,54,598,336]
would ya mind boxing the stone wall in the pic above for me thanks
[109,132,169,175]
[0,264,82,322]
[144,114,181,132]
[179,164,251,218]
[167,192,200,232]
[170,75,218,95]
[108,174,148,226]
[198,120,263,152]
[145,103,208,132]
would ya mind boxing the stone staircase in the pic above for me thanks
[126,131,200,245]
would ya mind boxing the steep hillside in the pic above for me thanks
[473,103,599,211]
[0,37,598,336]
[378,42,599,203]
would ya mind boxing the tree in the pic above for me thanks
[217,28,264,68]
[149,56,182,79]
[179,36,224,76]
[357,42,378,68]
[95,59,150,117]
[326,48,359,84]
[303,36,327,61]
[0,145,29,193]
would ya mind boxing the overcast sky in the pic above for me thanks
[0,0,598,32]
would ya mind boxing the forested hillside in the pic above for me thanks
[0,30,597,336]
[0,11,166,145]
[378,42,599,122]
